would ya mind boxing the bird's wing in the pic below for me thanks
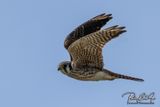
[68,25,126,71]
[64,13,112,49]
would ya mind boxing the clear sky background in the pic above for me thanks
[0,0,159,107]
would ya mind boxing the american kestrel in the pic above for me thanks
[58,13,144,82]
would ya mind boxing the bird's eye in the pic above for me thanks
[63,64,67,68]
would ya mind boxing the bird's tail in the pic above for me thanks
[103,69,144,82]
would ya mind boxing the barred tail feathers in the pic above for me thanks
[103,69,144,82]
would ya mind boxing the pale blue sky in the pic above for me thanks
[0,0,159,107]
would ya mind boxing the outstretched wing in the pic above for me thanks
[68,25,126,71]
[64,13,112,49]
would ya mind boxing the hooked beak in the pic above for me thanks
[57,67,60,71]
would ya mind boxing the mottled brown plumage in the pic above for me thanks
[58,13,144,82]
[68,25,126,71]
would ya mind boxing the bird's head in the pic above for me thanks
[57,61,72,74]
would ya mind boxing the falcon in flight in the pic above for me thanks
[58,13,144,82]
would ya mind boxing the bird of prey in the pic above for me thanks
[58,13,144,82]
